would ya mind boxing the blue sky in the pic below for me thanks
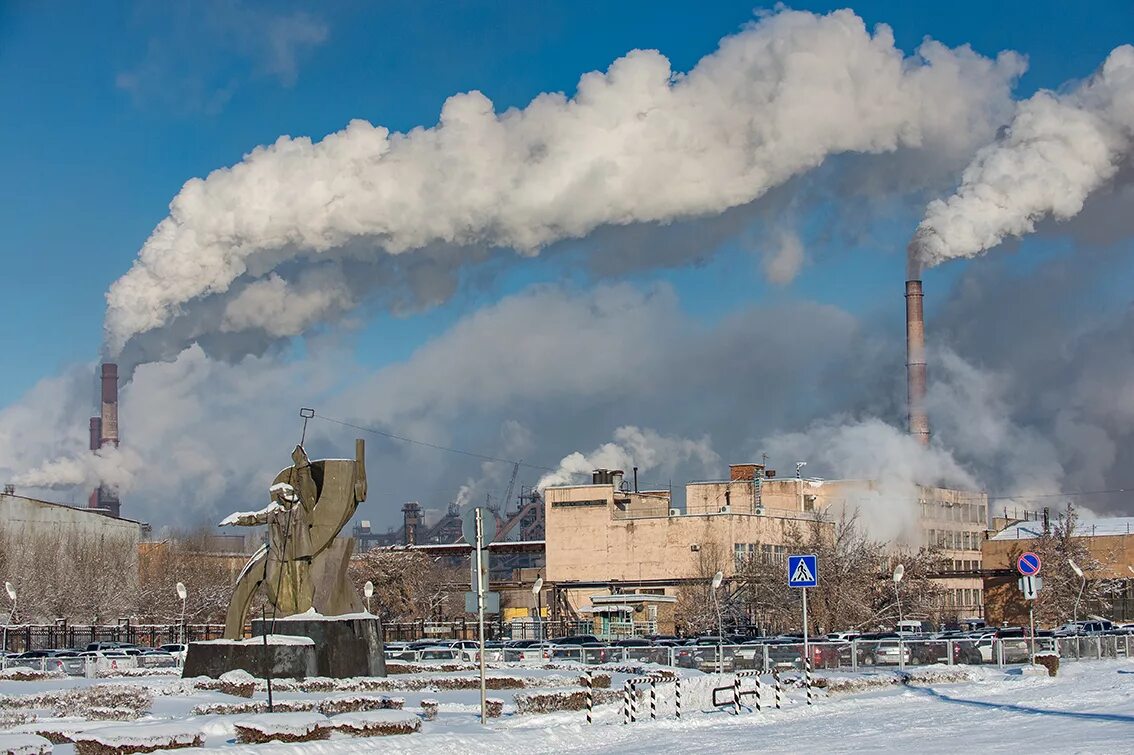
[2,0,1132,402]
[3,2,1134,527]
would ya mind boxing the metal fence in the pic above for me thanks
[510,636,1132,672]
[0,623,225,653]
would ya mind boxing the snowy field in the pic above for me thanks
[1,660,1131,753]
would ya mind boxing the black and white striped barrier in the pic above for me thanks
[585,668,593,725]
[675,676,682,719]
[713,671,763,715]
[772,669,782,709]
[805,658,813,706]
[623,680,632,725]
[621,673,675,724]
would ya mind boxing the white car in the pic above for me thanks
[416,646,460,664]
[157,644,188,663]
[446,640,481,662]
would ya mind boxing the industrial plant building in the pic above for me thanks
[543,464,988,623]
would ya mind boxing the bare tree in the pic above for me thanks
[350,549,464,623]
[1006,504,1126,626]
[733,512,946,634]
[136,528,245,625]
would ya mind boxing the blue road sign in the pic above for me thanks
[788,554,818,588]
[1017,551,1042,576]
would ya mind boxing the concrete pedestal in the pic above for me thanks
[251,613,386,678]
[182,637,317,679]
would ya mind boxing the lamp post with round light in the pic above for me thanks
[892,565,906,670]
[364,581,374,615]
[176,582,187,646]
[2,582,15,662]
[711,571,724,673]
[1068,560,1086,624]
[532,576,544,641]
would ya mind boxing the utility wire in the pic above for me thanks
[311,412,557,472]
[987,488,1133,501]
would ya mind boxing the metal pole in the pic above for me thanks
[475,508,487,726]
[537,589,542,641]
[773,669,782,709]
[1074,577,1085,624]
[802,587,810,671]
[732,674,741,715]
[650,677,657,720]
[675,676,682,719]
[1029,603,1037,666]
[622,681,631,725]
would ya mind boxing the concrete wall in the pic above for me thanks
[0,493,142,542]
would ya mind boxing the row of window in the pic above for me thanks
[951,559,981,572]
[940,588,983,607]
[734,543,786,567]
[926,528,983,551]
[922,500,987,525]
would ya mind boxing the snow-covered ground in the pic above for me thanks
[1,660,1131,753]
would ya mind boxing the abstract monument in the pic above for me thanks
[182,439,385,678]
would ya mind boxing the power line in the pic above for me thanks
[311,412,557,472]
[987,488,1133,501]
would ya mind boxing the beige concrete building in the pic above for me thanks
[545,464,989,622]
[0,491,144,541]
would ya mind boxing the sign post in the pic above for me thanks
[1016,551,1043,665]
[462,507,497,725]
[788,554,818,691]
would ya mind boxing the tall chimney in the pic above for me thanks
[905,280,930,446]
[89,417,102,451]
[99,363,119,447]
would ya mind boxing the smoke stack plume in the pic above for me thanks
[99,363,119,448]
[905,279,930,447]
[88,417,102,452]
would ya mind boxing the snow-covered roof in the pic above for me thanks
[992,517,1134,541]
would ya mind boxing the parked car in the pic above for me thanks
[503,642,555,663]
[85,642,136,652]
[446,640,481,662]
[1055,620,1113,636]
[481,641,505,663]
[548,635,599,646]
[157,644,188,663]
[416,646,460,664]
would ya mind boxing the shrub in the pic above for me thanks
[514,688,621,714]
[317,695,404,716]
[1035,653,1059,677]
[71,723,203,755]
[0,668,65,682]
[420,699,439,720]
[233,713,331,745]
[485,698,504,718]
[0,733,53,755]
[331,710,421,737]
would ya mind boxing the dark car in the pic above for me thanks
[549,635,600,645]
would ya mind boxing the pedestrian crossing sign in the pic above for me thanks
[788,554,818,588]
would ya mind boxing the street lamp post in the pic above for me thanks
[1068,560,1086,623]
[175,582,187,646]
[2,582,15,662]
[532,576,544,641]
[711,571,724,674]
[364,581,374,615]
[892,565,906,670]
[892,564,905,626]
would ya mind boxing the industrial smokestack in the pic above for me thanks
[905,280,930,446]
[99,363,119,448]
[88,417,102,452]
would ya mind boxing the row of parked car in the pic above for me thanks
[382,621,1133,670]
[0,642,188,672]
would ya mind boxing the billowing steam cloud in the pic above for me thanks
[105,8,1024,361]
[911,45,1134,269]
[537,426,721,490]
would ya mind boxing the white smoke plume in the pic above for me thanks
[536,425,721,490]
[911,45,1134,269]
[105,8,1024,359]
[12,445,142,494]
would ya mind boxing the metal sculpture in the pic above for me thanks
[220,439,368,639]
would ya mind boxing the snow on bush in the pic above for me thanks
[0,733,52,755]
[1035,653,1060,677]
[233,712,331,744]
[193,670,255,698]
[191,700,314,716]
[71,722,203,754]
[386,661,478,675]
[2,685,155,721]
[95,668,179,679]
[813,674,901,694]
[316,694,404,716]
[0,668,65,682]
[514,688,621,714]
[420,699,438,721]
[331,710,421,737]
[486,698,504,718]
[585,673,612,689]
[902,666,984,685]
[0,710,36,727]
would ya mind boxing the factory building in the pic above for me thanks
[545,464,988,621]
[982,514,1134,625]
[0,489,144,542]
